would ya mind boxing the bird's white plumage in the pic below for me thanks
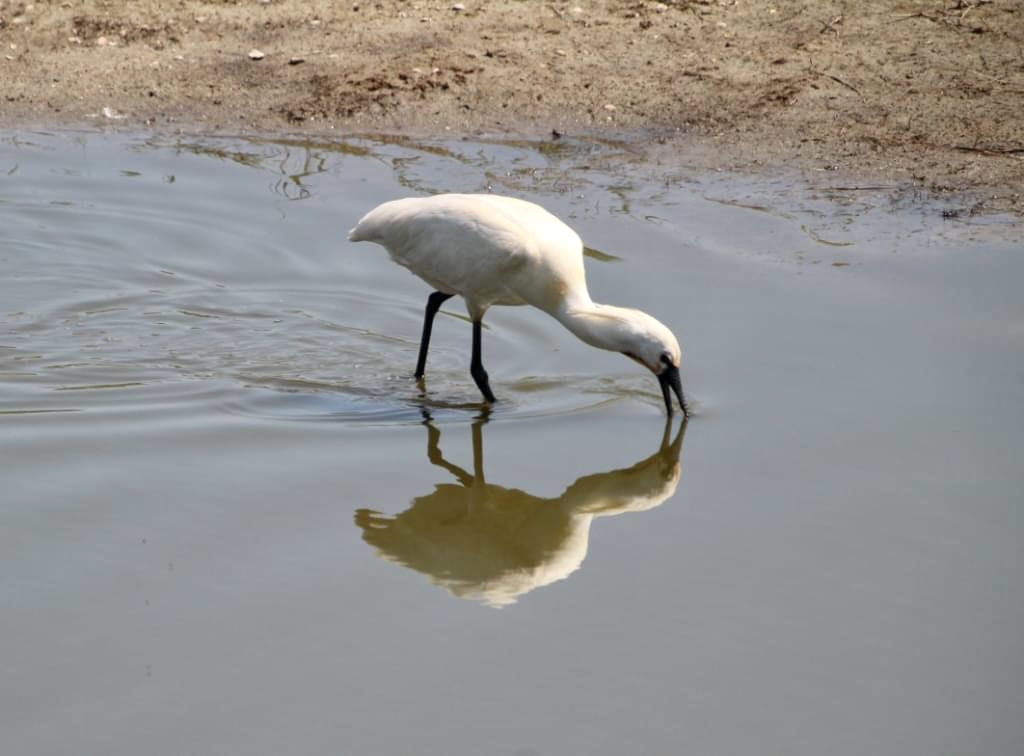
[350,194,587,319]
[349,193,682,380]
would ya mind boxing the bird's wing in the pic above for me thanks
[349,195,588,313]
[351,195,529,283]
[452,195,590,311]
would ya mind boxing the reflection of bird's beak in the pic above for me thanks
[657,364,688,418]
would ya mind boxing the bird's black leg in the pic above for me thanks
[415,291,454,379]
[470,319,497,403]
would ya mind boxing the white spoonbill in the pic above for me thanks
[348,193,688,416]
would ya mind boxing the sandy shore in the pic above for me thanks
[2,0,1022,214]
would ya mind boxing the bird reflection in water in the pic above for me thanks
[354,417,686,607]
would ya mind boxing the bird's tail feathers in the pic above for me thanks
[348,209,389,243]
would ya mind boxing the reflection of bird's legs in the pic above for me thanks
[467,418,489,512]
[424,419,474,486]
[421,417,491,515]
[415,291,454,380]
[471,419,486,485]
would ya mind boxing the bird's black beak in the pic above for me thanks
[657,364,688,418]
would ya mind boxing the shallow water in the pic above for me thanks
[2,130,1022,755]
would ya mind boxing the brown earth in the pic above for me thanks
[2,0,1022,214]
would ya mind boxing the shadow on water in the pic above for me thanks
[355,414,686,607]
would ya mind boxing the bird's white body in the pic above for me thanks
[349,194,687,414]
[350,194,586,319]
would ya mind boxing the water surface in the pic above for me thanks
[2,130,1022,756]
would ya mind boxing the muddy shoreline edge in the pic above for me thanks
[2,1,1022,216]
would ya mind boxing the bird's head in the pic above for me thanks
[560,303,689,417]
[615,309,688,418]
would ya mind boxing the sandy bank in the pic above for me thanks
[2,0,1022,214]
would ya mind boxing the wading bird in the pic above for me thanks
[348,194,688,416]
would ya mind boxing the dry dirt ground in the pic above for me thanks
[2,0,1022,214]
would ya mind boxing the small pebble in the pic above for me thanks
[289,56,305,65]
[248,49,265,60]
[603,103,617,111]
[452,2,465,10]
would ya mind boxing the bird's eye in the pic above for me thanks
[660,352,672,365]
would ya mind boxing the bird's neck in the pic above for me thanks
[553,300,635,355]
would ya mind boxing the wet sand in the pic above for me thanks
[2,0,1022,215]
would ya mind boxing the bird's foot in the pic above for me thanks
[470,365,496,404]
